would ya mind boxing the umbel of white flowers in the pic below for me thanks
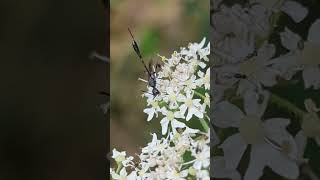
[110,38,211,180]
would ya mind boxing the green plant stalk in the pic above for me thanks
[269,92,305,121]
[194,90,206,100]
[200,118,209,133]
[115,162,122,174]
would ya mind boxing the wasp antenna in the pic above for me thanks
[128,28,135,41]
[128,28,143,59]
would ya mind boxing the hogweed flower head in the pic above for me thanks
[110,38,210,179]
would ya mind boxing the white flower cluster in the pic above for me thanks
[111,131,210,180]
[211,0,320,179]
[110,38,211,179]
[142,38,210,135]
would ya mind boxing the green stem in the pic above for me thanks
[115,162,122,174]
[200,118,209,133]
[269,92,305,121]
[194,90,206,100]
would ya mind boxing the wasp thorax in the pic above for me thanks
[239,115,265,144]
[152,88,160,96]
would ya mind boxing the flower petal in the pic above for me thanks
[264,118,298,159]
[303,67,320,89]
[172,119,186,129]
[295,130,307,159]
[211,156,241,180]
[244,90,269,117]
[281,1,308,23]
[280,27,301,51]
[160,118,169,135]
[256,68,278,87]
[258,43,275,61]
[213,101,243,128]
[179,104,188,116]
[246,143,299,180]
[219,133,247,169]
[244,144,266,180]
[191,107,204,119]
[308,19,320,45]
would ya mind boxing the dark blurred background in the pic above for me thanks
[0,0,108,179]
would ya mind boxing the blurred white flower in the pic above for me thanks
[277,19,320,89]
[281,0,308,23]
[214,91,299,179]
[253,0,308,23]
[217,43,279,98]
[211,156,241,180]
[300,98,320,146]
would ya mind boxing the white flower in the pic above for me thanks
[277,19,320,89]
[202,92,210,110]
[162,87,180,109]
[172,63,191,82]
[166,169,188,180]
[197,68,210,90]
[177,91,204,121]
[218,43,279,97]
[160,107,186,135]
[143,100,160,121]
[170,51,182,66]
[122,156,134,167]
[195,169,210,180]
[252,0,308,23]
[300,98,320,146]
[214,91,299,179]
[198,41,210,61]
[111,168,137,180]
[192,146,210,170]
[181,74,198,92]
[112,149,126,163]
[182,37,206,60]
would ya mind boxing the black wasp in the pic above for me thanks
[128,28,160,97]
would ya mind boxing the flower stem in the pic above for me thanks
[200,118,209,133]
[194,90,206,100]
[269,92,305,120]
[115,162,122,174]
